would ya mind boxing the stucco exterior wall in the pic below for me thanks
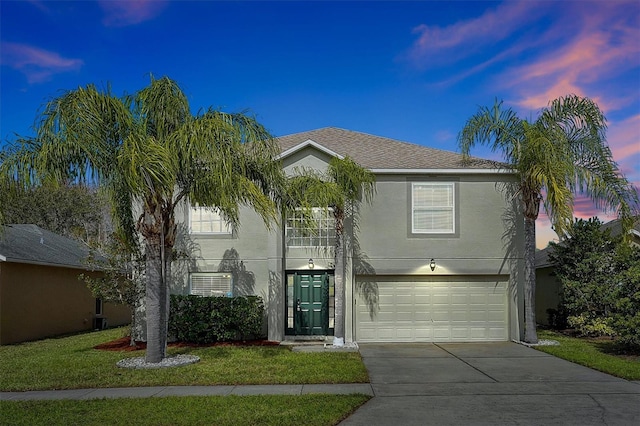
[535,266,561,326]
[356,174,522,275]
[353,174,524,341]
[0,262,131,345]
[177,147,525,342]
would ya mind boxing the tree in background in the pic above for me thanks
[549,217,640,349]
[287,156,375,346]
[0,76,285,363]
[81,231,145,346]
[459,95,638,343]
[0,181,109,244]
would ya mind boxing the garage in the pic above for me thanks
[355,275,508,342]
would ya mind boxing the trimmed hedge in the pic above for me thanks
[169,295,265,344]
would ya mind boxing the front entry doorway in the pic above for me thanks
[286,272,334,336]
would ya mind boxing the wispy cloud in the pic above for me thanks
[99,0,168,27]
[609,114,640,184]
[509,23,639,112]
[0,42,83,83]
[405,1,545,69]
[406,1,639,249]
[407,1,639,116]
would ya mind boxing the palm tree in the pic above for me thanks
[458,95,638,343]
[0,76,285,362]
[288,156,375,345]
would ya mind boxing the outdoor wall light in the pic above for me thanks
[430,258,436,271]
[308,258,315,269]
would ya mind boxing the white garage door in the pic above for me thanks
[355,275,508,342]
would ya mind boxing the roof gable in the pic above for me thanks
[277,139,344,161]
[276,127,504,171]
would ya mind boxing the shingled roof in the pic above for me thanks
[0,224,95,270]
[276,127,504,171]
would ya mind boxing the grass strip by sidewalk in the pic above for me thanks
[0,328,369,392]
[0,394,371,426]
[536,330,640,380]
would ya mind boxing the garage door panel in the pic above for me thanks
[469,311,488,321]
[396,312,413,321]
[355,276,508,342]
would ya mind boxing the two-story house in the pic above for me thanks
[173,127,525,343]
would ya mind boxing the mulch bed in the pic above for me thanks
[94,336,280,352]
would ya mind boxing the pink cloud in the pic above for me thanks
[502,2,639,113]
[510,25,638,111]
[99,0,168,27]
[609,116,640,185]
[609,115,640,160]
[0,42,83,83]
[409,1,640,249]
[536,196,622,249]
[514,79,587,111]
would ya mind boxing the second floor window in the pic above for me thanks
[412,182,455,234]
[286,208,336,247]
[189,205,232,234]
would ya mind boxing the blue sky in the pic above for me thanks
[1,0,639,248]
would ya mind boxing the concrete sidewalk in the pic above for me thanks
[4,342,640,426]
[340,342,640,426]
[1,383,373,401]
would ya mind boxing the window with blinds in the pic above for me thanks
[412,182,455,233]
[189,273,233,297]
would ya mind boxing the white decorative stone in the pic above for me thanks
[516,339,560,347]
[116,354,200,369]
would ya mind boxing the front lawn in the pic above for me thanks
[536,329,640,380]
[0,328,369,392]
[1,394,371,426]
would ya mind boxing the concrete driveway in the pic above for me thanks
[341,342,640,426]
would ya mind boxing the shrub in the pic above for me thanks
[548,217,640,349]
[169,295,265,344]
[567,315,615,337]
[610,260,640,349]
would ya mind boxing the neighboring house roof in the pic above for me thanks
[0,224,95,270]
[276,127,506,172]
[535,217,640,268]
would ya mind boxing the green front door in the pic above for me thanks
[294,272,329,335]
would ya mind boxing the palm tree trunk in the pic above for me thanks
[145,238,167,363]
[523,216,538,343]
[333,213,345,346]
[163,247,172,346]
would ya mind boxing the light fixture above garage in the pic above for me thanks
[430,258,436,271]
[308,258,315,269]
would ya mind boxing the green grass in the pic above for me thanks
[536,330,640,380]
[0,394,371,426]
[0,328,369,391]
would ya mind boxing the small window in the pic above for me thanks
[190,273,233,297]
[286,208,336,248]
[189,205,231,234]
[412,182,455,234]
[95,298,103,316]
